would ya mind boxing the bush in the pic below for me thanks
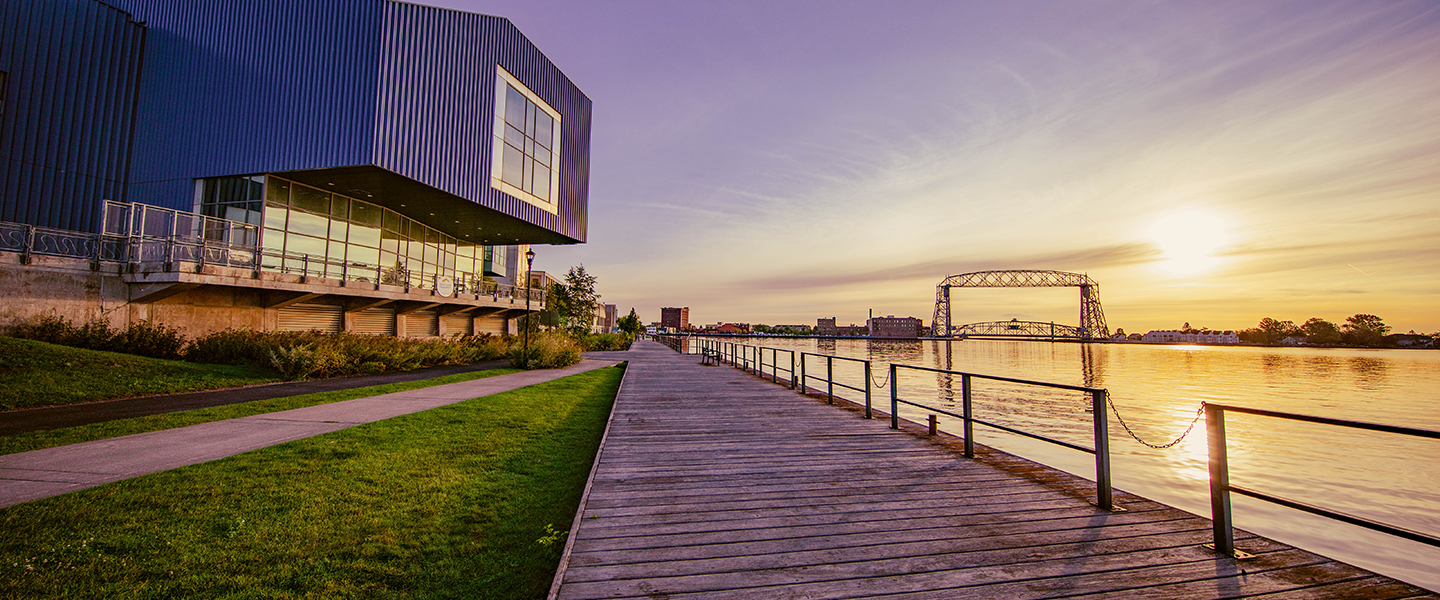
[508,333,582,369]
[111,320,185,359]
[268,344,320,381]
[12,315,519,380]
[12,316,183,358]
[578,333,634,352]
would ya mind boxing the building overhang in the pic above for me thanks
[277,165,580,246]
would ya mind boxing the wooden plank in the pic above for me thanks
[552,341,1436,600]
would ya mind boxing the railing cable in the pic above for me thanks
[1105,391,1205,449]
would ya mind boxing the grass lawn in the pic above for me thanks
[0,337,278,411]
[0,364,623,599]
[0,367,523,456]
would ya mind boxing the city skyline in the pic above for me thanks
[446,0,1440,333]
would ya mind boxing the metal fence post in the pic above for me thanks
[1207,405,1236,556]
[826,355,834,404]
[21,225,35,264]
[889,363,899,429]
[864,360,873,419]
[962,374,974,458]
[800,354,807,394]
[1091,389,1114,511]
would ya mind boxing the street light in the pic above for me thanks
[523,248,536,368]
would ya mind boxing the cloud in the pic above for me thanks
[741,243,1159,291]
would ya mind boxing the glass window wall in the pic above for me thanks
[253,175,503,290]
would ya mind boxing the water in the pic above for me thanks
[697,336,1440,592]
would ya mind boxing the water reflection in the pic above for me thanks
[1303,355,1340,378]
[865,339,923,363]
[1348,356,1389,390]
[1081,343,1107,389]
[815,338,836,354]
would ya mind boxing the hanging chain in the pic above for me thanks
[869,368,890,389]
[1106,391,1205,449]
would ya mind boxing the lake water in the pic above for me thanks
[688,336,1440,592]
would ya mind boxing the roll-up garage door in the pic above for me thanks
[277,303,343,333]
[404,310,439,337]
[352,307,396,336]
[441,313,472,337]
[473,314,507,336]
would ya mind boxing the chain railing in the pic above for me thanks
[800,352,875,419]
[1203,403,1440,559]
[891,363,1118,511]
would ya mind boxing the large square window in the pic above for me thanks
[491,66,561,214]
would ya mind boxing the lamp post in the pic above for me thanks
[523,248,536,368]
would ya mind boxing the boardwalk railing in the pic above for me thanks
[1204,403,1440,558]
[889,363,1116,511]
[800,352,874,418]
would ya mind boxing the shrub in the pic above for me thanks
[13,315,81,346]
[579,333,634,352]
[111,320,185,359]
[268,344,320,380]
[508,333,582,369]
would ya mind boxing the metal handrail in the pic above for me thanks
[1204,403,1440,558]
[799,352,875,418]
[890,363,1115,511]
[759,347,797,389]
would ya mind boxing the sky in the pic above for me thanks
[437,0,1440,334]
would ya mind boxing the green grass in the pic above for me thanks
[0,337,278,411]
[0,364,623,599]
[0,367,523,456]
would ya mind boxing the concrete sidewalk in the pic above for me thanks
[0,358,620,509]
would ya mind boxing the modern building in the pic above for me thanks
[0,0,591,337]
[599,303,618,334]
[660,307,689,331]
[867,315,922,338]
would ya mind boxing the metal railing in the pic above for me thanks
[800,352,875,418]
[759,346,797,388]
[890,363,1116,511]
[1204,403,1440,558]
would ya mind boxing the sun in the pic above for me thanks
[1145,210,1231,276]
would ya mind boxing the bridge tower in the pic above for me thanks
[931,270,1109,340]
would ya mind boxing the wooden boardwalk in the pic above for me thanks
[551,341,1435,599]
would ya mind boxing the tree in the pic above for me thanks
[546,282,572,330]
[617,308,643,336]
[1257,317,1301,344]
[1301,318,1342,346]
[1181,322,1195,334]
[562,265,599,335]
[1342,314,1389,347]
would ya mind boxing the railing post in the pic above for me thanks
[889,363,899,429]
[799,354,806,394]
[1091,389,1114,511]
[301,254,309,283]
[826,355,834,404]
[962,374,974,458]
[789,351,796,389]
[1207,405,1236,556]
[21,225,35,264]
[864,360,873,419]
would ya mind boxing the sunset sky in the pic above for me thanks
[445,0,1440,333]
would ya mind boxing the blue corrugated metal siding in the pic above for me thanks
[109,0,384,213]
[0,0,144,232]
[376,2,591,243]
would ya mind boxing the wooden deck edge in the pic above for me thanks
[547,359,633,600]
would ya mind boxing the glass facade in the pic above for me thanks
[198,175,510,290]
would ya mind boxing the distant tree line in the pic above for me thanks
[1235,314,1411,347]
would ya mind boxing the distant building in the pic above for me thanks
[772,324,809,333]
[715,323,749,334]
[596,303,617,334]
[837,325,868,336]
[1142,330,1240,344]
[868,315,922,338]
[816,317,838,335]
[661,307,689,331]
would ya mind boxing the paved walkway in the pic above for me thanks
[550,341,1433,599]
[0,360,512,436]
[0,359,618,508]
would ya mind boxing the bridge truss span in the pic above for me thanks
[932,270,1109,340]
